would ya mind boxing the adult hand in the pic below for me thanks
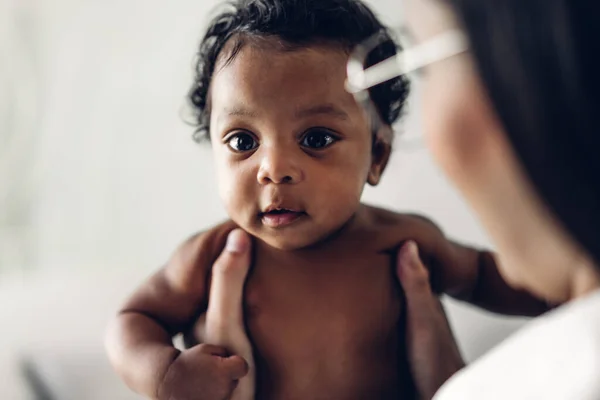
[159,229,255,400]
[204,229,256,400]
[397,241,465,400]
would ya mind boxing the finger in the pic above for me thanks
[205,229,252,338]
[197,343,230,357]
[397,241,448,328]
[396,240,433,296]
[221,355,249,380]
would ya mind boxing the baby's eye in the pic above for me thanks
[227,132,258,152]
[300,129,338,150]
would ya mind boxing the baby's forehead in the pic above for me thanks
[215,36,350,70]
[214,39,349,86]
[210,39,360,116]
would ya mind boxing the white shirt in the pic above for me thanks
[435,289,600,400]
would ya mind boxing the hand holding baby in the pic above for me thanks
[192,231,464,400]
[159,229,255,400]
[396,241,465,400]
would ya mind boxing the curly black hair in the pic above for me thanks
[188,0,410,142]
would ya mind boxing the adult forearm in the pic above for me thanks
[105,312,181,398]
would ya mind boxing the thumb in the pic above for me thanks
[396,240,433,296]
[221,354,249,380]
[397,241,465,399]
[205,229,251,337]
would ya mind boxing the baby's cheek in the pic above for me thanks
[319,170,363,219]
[216,168,235,207]
[215,163,249,218]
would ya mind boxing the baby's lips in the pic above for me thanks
[261,203,304,214]
[261,210,306,228]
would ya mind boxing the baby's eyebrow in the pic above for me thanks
[225,106,259,118]
[221,103,350,121]
[295,104,350,121]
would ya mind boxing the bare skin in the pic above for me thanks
[106,37,551,400]
[106,205,549,400]
[402,0,600,304]
[394,1,600,398]
[105,225,253,400]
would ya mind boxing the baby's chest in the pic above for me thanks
[248,249,401,311]
[244,250,404,365]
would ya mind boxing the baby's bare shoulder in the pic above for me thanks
[355,205,447,259]
[119,220,240,329]
[363,205,442,238]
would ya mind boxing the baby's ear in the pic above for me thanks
[367,126,393,186]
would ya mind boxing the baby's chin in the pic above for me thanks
[252,230,322,251]
[240,222,333,251]
[230,213,353,251]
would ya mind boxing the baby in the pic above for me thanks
[105,1,550,399]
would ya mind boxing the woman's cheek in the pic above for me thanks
[423,68,494,187]
[421,79,464,181]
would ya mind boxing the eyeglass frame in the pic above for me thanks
[345,29,469,135]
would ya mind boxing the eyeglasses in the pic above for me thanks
[345,29,469,141]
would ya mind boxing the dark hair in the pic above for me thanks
[449,1,600,267]
[188,0,409,142]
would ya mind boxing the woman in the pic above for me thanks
[349,0,600,398]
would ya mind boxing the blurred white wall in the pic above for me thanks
[5,0,229,272]
[1,1,528,397]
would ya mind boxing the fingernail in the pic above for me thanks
[225,229,248,253]
[400,240,419,267]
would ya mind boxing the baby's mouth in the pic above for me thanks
[259,208,307,228]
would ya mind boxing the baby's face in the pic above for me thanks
[209,41,388,250]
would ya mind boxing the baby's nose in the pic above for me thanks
[256,148,304,185]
